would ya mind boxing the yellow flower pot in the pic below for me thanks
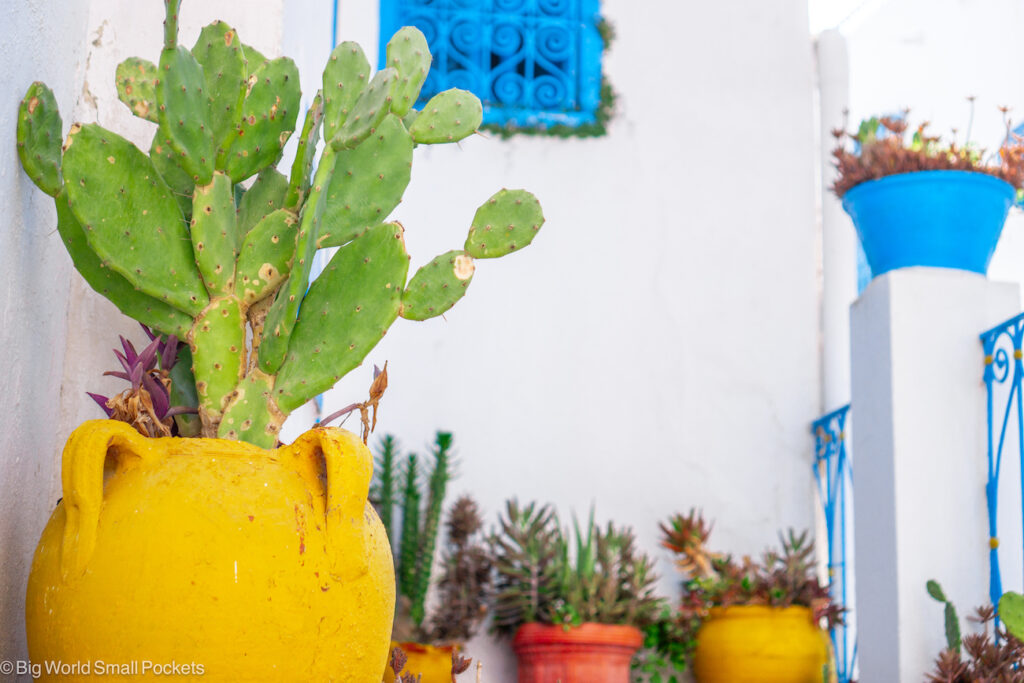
[26,420,396,681]
[383,641,458,683]
[693,606,831,683]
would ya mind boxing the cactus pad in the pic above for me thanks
[400,250,474,321]
[386,27,431,118]
[274,222,410,411]
[17,82,63,197]
[191,21,247,159]
[322,41,370,141]
[999,591,1024,640]
[319,114,412,248]
[149,132,195,218]
[189,297,246,421]
[235,208,299,304]
[115,58,159,123]
[285,90,324,209]
[464,189,545,258]
[190,171,239,295]
[237,168,288,236]
[331,67,398,150]
[224,57,300,182]
[257,146,339,374]
[55,189,191,337]
[62,123,208,315]
[156,46,215,185]
[408,89,482,144]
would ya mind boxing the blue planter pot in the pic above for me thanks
[841,170,1015,278]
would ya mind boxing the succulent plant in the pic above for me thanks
[428,496,493,643]
[88,326,197,438]
[831,110,1024,198]
[492,500,659,636]
[661,510,843,631]
[17,1,545,448]
[925,602,1024,682]
[490,499,563,637]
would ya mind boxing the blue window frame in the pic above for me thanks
[379,0,604,128]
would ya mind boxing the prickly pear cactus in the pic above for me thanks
[998,591,1024,640]
[17,5,545,448]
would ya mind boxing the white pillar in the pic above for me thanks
[851,268,1020,681]
[817,29,857,413]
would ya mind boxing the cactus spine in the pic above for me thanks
[17,6,545,448]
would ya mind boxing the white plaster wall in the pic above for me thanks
[284,0,823,676]
[0,0,91,664]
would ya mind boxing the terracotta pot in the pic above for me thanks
[693,605,831,683]
[26,420,395,681]
[383,641,458,683]
[513,622,643,683]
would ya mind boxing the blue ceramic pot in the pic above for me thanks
[841,170,1015,277]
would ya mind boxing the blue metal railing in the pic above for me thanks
[979,311,1024,611]
[812,403,856,683]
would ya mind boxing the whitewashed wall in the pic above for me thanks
[0,0,91,665]
[285,0,824,676]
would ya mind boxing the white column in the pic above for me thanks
[817,29,857,413]
[851,268,1020,681]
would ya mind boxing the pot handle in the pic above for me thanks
[283,427,373,581]
[60,420,163,581]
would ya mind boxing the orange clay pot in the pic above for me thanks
[513,622,643,683]
[693,606,831,683]
[383,642,458,683]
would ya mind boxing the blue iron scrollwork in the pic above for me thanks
[379,0,604,127]
[979,311,1024,613]
[812,403,856,683]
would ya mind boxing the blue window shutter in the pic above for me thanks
[379,0,605,128]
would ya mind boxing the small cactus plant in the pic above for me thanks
[17,1,545,448]
[927,579,962,654]
[375,432,457,641]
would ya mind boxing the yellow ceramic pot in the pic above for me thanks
[26,420,396,681]
[383,641,458,683]
[693,606,831,683]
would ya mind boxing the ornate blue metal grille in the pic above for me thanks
[812,404,856,683]
[980,311,1024,613]
[379,0,604,128]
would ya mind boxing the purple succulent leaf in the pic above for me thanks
[129,363,144,391]
[166,405,199,417]
[102,371,131,381]
[137,336,162,372]
[142,373,170,417]
[160,335,179,371]
[373,364,382,379]
[113,349,133,375]
[140,324,157,342]
[119,336,138,365]
[86,392,114,418]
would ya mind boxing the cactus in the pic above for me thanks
[926,579,961,653]
[997,590,1024,640]
[17,4,545,448]
[374,432,455,640]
